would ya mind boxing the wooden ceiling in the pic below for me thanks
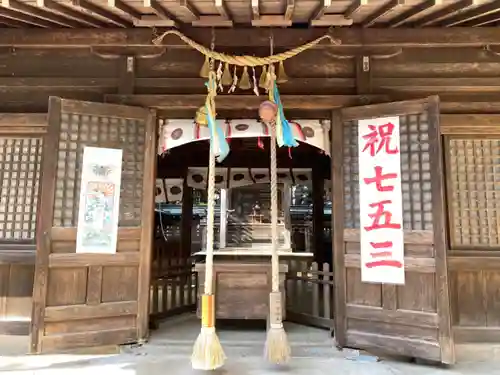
[0,0,499,29]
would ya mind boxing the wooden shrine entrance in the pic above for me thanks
[30,95,454,364]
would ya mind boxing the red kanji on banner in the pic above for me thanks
[364,200,402,232]
[363,166,398,192]
[366,259,403,268]
[361,123,399,157]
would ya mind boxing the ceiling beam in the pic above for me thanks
[37,0,107,28]
[344,0,368,18]
[386,0,441,28]
[0,8,55,27]
[310,0,331,21]
[459,11,500,27]
[410,0,478,27]
[72,0,132,27]
[3,28,500,48]
[143,0,178,25]
[251,0,259,20]
[2,0,84,27]
[362,0,405,27]
[284,0,294,21]
[214,0,231,20]
[0,16,32,27]
[105,94,388,110]
[437,0,500,27]
[180,0,199,20]
[108,0,142,20]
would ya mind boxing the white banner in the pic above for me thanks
[358,116,405,285]
[76,147,123,254]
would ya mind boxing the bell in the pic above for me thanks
[259,100,277,123]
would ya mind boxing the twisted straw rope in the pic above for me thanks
[269,121,279,293]
[153,29,340,67]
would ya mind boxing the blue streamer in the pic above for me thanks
[273,83,298,148]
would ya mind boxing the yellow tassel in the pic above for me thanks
[239,66,251,90]
[259,65,268,88]
[276,61,289,84]
[221,63,232,86]
[200,56,210,78]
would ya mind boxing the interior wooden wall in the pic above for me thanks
[1,44,500,343]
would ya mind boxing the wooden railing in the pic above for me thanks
[285,260,335,329]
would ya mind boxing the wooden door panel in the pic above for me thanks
[31,97,156,353]
[332,97,455,364]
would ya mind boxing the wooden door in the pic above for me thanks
[331,96,455,364]
[30,97,156,353]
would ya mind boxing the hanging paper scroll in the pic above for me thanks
[358,117,405,285]
[76,147,123,254]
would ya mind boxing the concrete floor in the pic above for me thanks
[1,314,500,375]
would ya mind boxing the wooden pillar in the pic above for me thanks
[219,188,228,249]
[312,165,325,264]
[118,56,136,94]
[181,176,193,259]
[282,182,292,249]
[355,55,372,95]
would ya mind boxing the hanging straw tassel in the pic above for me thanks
[239,66,252,90]
[191,146,226,371]
[276,61,289,84]
[259,65,268,88]
[200,56,210,78]
[221,63,232,86]
[264,120,291,365]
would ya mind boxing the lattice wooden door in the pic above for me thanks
[331,97,455,364]
[31,97,156,353]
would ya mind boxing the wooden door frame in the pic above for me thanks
[330,96,455,363]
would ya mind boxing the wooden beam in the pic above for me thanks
[2,0,84,27]
[437,0,500,27]
[0,16,32,27]
[386,0,441,28]
[310,0,331,21]
[180,0,199,20]
[362,0,405,28]
[2,28,500,48]
[105,94,388,110]
[37,0,107,28]
[460,11,500,27]
[143,0,178,24]
[252,15,292,27]
[284,0,295,21]
[251,0,259,20]
[108,0,142,20]
[344,0,368,18]
[192,16,233,27]
[410,0,478,27]
[72,0,131,27]
[0,6,54,27]
[215,0,231,20]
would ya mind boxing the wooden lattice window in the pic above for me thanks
[0,137,42,240]
[447,138,500,248]
[343,112,433,230]
[53,113,146,227]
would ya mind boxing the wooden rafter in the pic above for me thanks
[459,11,500,27]
[0,8,54,27]
[344,0,368,18]
[215,0,230,20]
[37,0,107,28]
[108,0,142,20]
[311,0,331,21]
[437,0,500,27]
[362,0,405,27]
[0,15,37,27]
[143,0,178,24]
[386,0,441,28]
[180,0,199,20]
[410,0,478,27]
[251,0,259,20]
[284,0,294,21]
[72,0,131,27]
[2,0,83,27]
